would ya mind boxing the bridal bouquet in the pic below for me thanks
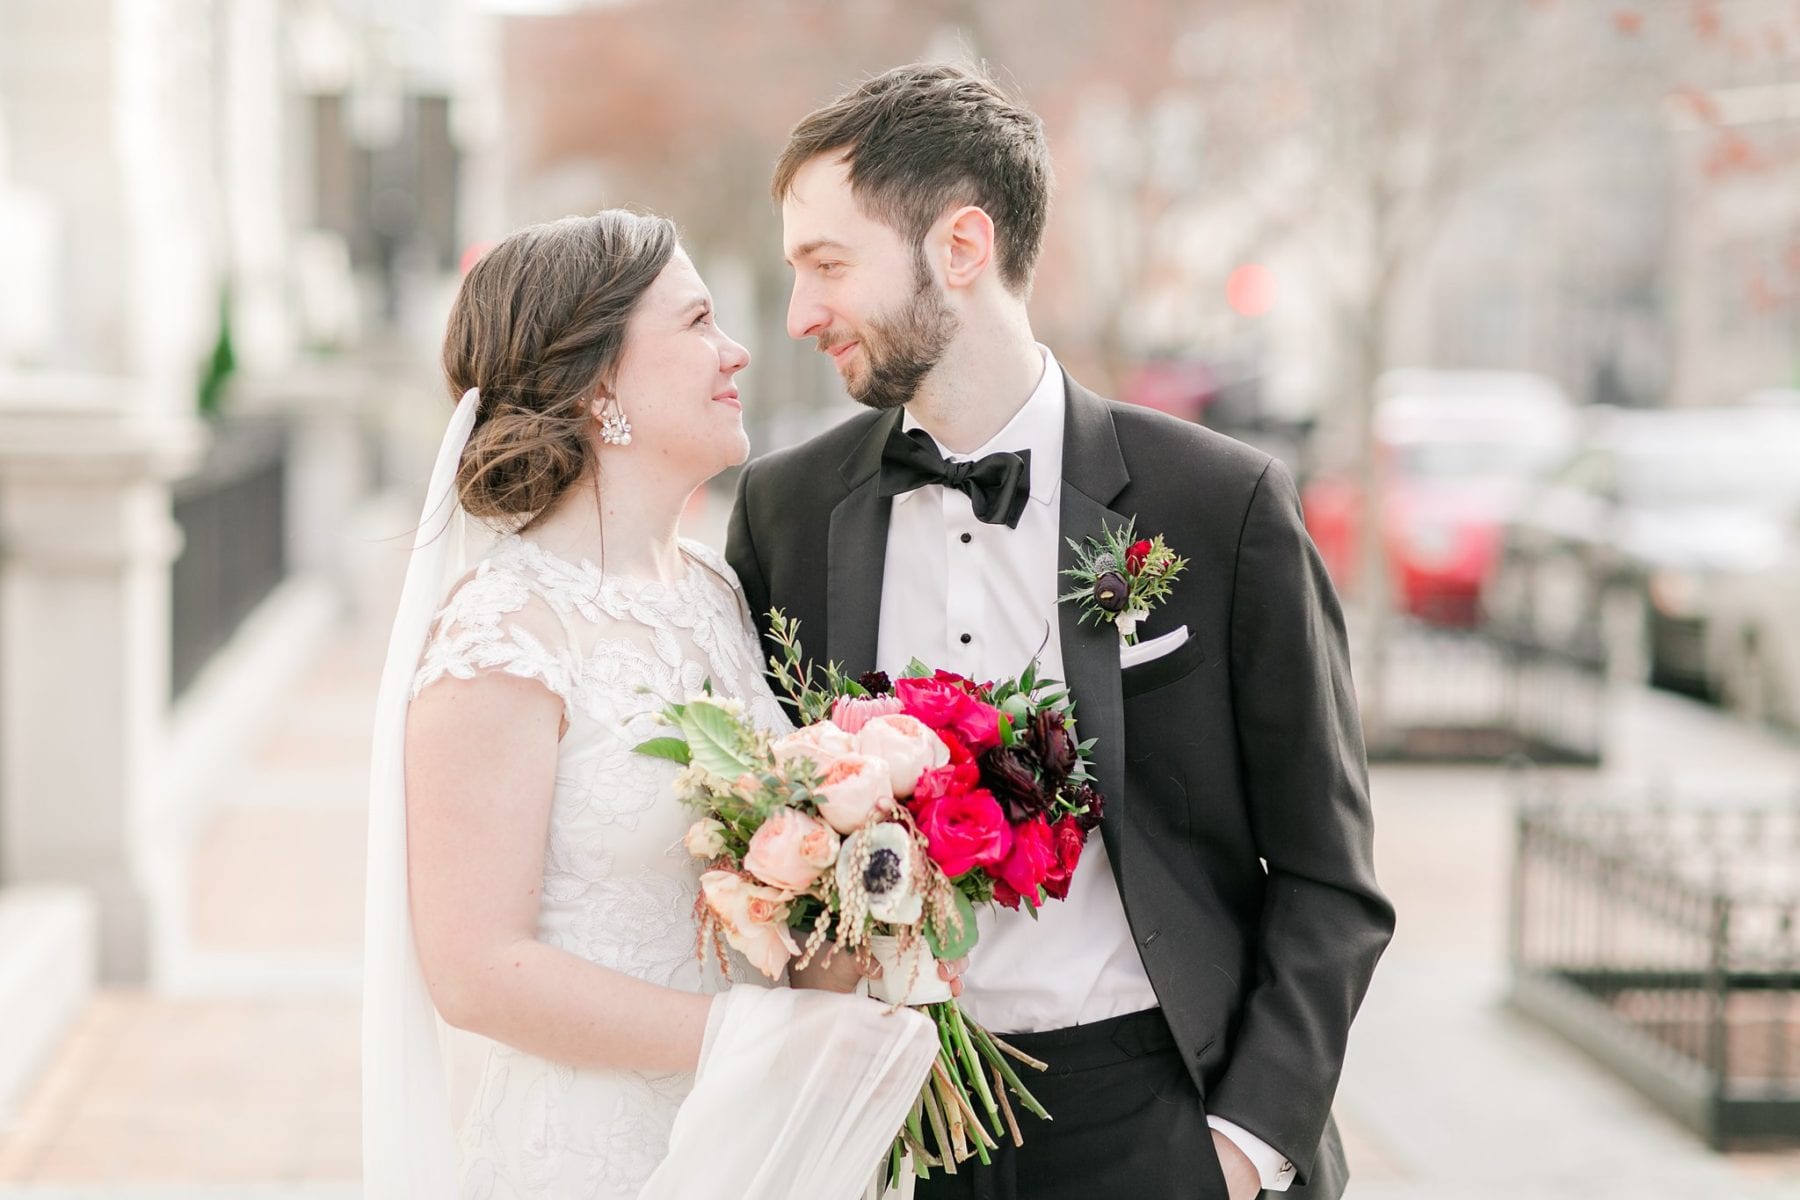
[634,612,1105,1184]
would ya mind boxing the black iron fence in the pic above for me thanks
[1367,621,1606,765]
[1509,785,1800,1148]
[170,417,290,700]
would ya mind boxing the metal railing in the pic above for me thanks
[1368,621,1606,765]
[169,417,290,701]
[1509,785,1800,1147]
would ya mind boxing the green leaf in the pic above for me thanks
[680,701,751,779]
[926,888,980,961]
[632,737,692,765]
[904,657,931,679]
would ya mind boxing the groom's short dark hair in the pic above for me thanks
[773,62,1051,295]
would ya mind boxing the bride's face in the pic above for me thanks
[604,248,752,477]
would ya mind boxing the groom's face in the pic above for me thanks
[782,156,958,411]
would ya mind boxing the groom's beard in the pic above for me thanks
[841,258,958,412]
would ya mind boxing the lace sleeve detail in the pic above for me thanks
[411,561,577,706]
[681,537,760,635]
[677,538,742,594]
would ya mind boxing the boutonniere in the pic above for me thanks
[1059,518,1189,646]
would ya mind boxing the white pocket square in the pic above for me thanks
[1119,624,1189,670]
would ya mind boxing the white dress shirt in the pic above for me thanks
[874,346,1295,1191]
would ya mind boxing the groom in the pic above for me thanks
[727,63,1393,1200]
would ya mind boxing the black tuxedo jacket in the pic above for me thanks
[725,373,1394,1196]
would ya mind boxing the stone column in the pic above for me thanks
[0,381,205,981]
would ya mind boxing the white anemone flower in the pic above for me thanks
[836,822,923,927]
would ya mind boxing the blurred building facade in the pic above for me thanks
[488,1,1799,442]
[0,0,493,1119]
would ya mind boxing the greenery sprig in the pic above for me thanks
[1057,518,1187,645]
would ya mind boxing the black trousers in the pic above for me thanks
[912,1008,1232,1200]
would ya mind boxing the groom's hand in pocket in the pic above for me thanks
[1211,1130,1263,1200]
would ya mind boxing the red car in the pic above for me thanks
[1303,371,1577,625]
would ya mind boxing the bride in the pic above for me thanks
[362,210,937,1198]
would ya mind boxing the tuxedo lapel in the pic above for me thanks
[1057,375,1133,869]
[825,409,904,675]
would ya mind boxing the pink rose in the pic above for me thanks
[895,676,969,729]
[814,752,897,834]
[994,816,1057,900]
[701,870,799,980]
[896,677,1002,754]
[913,756,980,808]
[949,701,1002,755]
[911,787,1012,878]
[855,714,951,798]
[771,721,855,775]
[743,807,840,892]
[830,693,905,734]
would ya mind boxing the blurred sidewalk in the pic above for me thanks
[1337,699,1800,1199]
[1,492,1797,1195]
[0,603,377,1193]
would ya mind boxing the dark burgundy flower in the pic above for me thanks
[1026,709,1077,783]
[1069,782,1107,832]
[1092,571,1129,613]
[982,745,1053,823]
[858,670,893,697]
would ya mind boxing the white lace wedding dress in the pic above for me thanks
[410,532,792,1199]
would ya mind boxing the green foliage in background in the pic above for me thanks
[197,285,236,418]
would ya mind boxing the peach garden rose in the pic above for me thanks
[814,752,896,834]
[699,870,799,980]
[854,713,950,799]
[743,807,840,893]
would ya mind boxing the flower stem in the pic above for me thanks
[946,1002,1002,1135]
[920,1072,956,1175]
[968,1021,1052,1121]
[992,1063,1024,1147]
[985,1029,1050,1072]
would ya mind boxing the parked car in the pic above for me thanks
[1485,406,1800,690]
[1303,369,1577,625]
[1701,526,1800,729]
[1695,395,1800,727]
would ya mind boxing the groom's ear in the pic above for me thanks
[939,205,996,292]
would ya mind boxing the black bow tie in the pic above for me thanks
[877,424,1033,529]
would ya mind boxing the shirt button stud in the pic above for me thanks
[960,532,972,544]
[960,633,972,645]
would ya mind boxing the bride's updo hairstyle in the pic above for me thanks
[443,210,678,523]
